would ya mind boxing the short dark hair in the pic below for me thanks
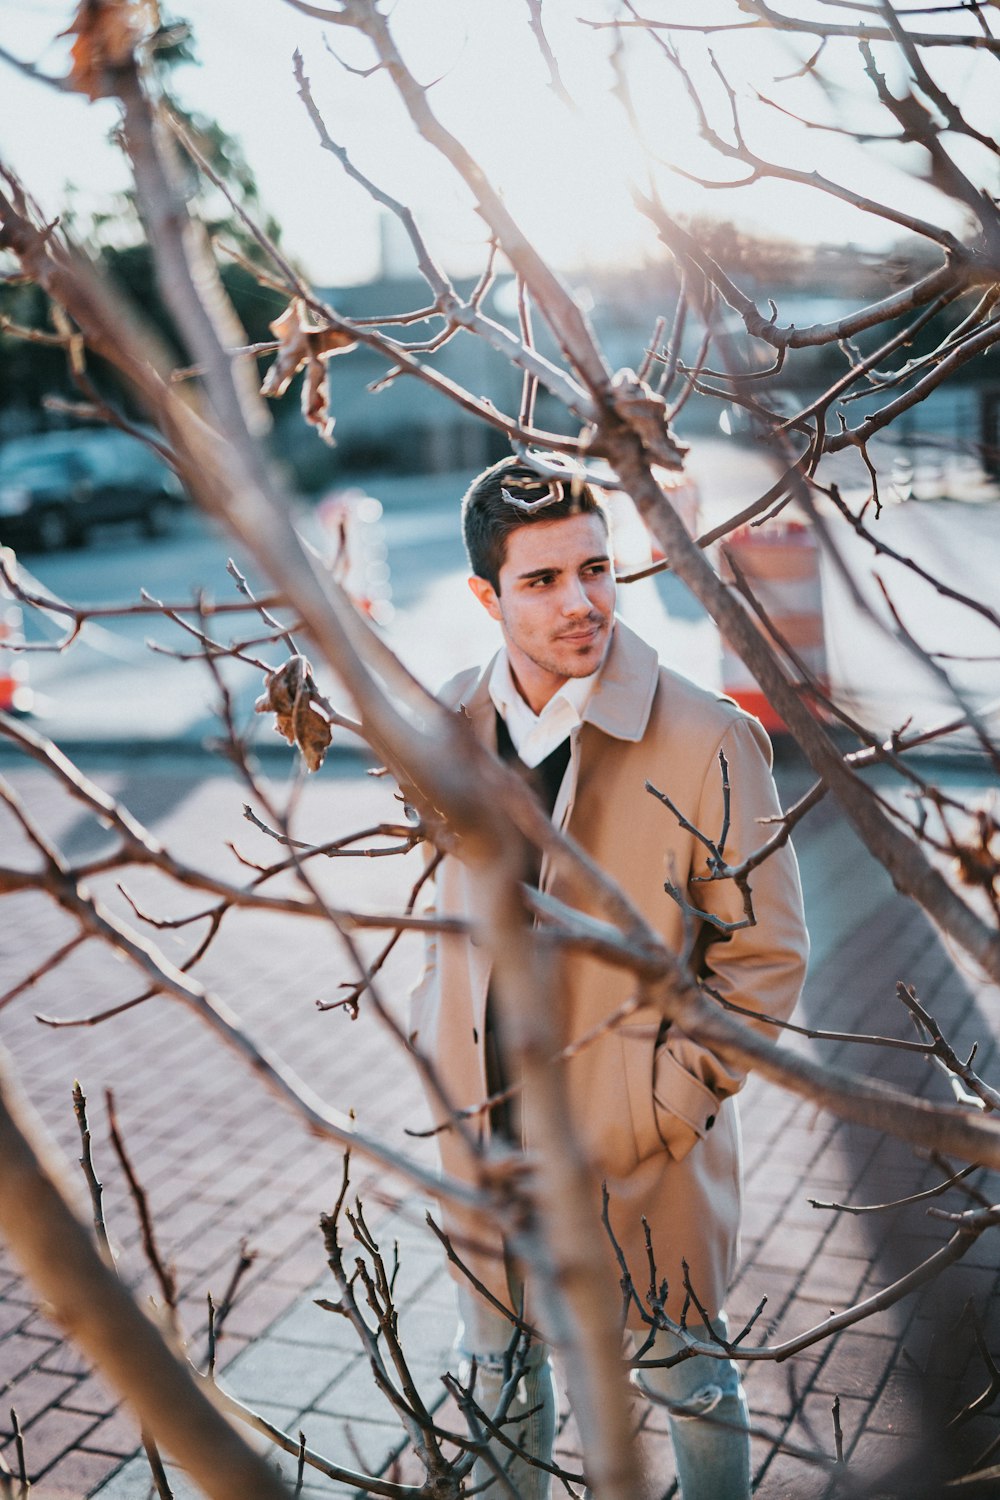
[461,457,607,591]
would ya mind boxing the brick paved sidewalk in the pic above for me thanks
[2,752,999,1498]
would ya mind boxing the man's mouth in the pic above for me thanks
[557,622,604,644]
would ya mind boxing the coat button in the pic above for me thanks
[705,1114,716,1131]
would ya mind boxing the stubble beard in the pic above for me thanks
[532,618,610,681]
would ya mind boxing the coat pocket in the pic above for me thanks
[618,1003,666,1169]
[652,1039,721,1163]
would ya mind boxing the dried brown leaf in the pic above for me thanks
[302,358,334,444]
[610,367,688,471]
[260,299,356,444]
[61,0,153,100]
[254,654,333,772]
[954,810,1000,894]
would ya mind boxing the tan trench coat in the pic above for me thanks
[409,620,809,1327]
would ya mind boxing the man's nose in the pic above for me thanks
[561,577,593,615]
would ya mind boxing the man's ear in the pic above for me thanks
[468,574,502,622]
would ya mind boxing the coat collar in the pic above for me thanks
[458,618,660,745]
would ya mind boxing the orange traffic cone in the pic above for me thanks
[0,547,32,714]
[718,519,827,735]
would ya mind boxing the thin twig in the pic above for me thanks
[105,1089,179,1324]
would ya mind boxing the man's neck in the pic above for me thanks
[508,664,565,716]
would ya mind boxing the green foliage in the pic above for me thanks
[0,244,288,435]
[0,281,72,422]
[0,10,293,438]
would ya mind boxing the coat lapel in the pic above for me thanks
[455,656,499,753]
[459,624,662,895]
[582,618,661,743]
[456,623,661,844]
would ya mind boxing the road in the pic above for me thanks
[4,459,724,753]
[4,439,998,754]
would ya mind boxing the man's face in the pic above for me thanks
[468,512,616,713]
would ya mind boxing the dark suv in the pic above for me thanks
[0,429,185,552]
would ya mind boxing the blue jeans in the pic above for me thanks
[632,1314,751,1500]
[455,1288,751,1500]
[455,1286,557,1500]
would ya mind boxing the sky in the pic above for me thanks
[0,0,994,286]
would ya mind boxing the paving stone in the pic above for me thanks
[0,1299,32,1338]
[743,1346,822,1422]
[213,1274,301,1343]
[238,1398,304,1436]
[29,1446,119,1497]
[819,1213,886,1262]
[813,1330,897,1401]
[845,1426,936,1490]
[36,1340,90,1379]
[0,1369,77,1432]
[17,1309,73,1347]
[901,1314,978,1384]
[727,1267,797,1339]
[313,1353,419,1425]
[383,1253,446,1308]
[12,1405,100,1480]
[165,1191,239,1244]
[77,1405,142,1457]
[412,1274,456,1319]
[174,1225,252,1284]
[794,1247,868,1306]
[88,1453,151,1498]
[221,1336,346,1409]
[945,1411,1000,1468]
[788,1387,869,1461]
[294,1408,403,1476]
[740,1190,794,1243]
[0,1331,57,1385]
[765,1294,855,1349]
[753,1442,829,1499]
[395,1298,457,1370]
[89,1443,299,1498]
[255,1209,325,1258]
[117,1464,203,1500]
[866,1369,925,1437]
[754,1219,829,1274]
[264,1288,366,1352]
[267,1240,332,1289]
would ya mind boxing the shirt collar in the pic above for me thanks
[487,651,600,767]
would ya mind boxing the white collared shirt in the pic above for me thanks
[488,652,598,768]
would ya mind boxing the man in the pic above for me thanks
[409,458,809,1499]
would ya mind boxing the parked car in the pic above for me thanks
[0,429,185,551]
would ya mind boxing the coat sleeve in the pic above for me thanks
[653,714,809,1161]
[407,872,438,1045]
[404,667,476,1042]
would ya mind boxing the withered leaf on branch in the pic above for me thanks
[260,299,357,445]
[61,0,154,100]
[953,808,1000,895]
[254,655,333,772]
[610,368,688,471]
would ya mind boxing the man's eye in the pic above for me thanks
[530,575,555,587]
[584,563,609,577]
